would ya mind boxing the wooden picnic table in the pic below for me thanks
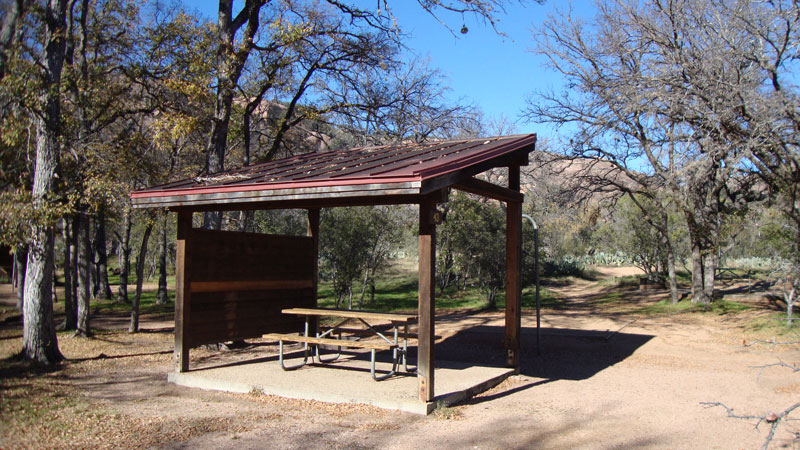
[264,307,418,381]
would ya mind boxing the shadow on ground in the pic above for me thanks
[431,325,654,381]
[188,320,653,388]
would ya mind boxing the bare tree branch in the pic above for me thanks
[701,402,800,450]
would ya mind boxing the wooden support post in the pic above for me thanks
[505,166,522,368]
[307,208,320,334]
[174,210,193,372]
[418,196,437,402]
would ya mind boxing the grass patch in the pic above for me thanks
[578,267,603,281]
[91,291,174,316]
[318,272,559,313]
[742,312,799,336]
[675,270,692,284]
[521,286,562,309]
[635,298,751,316]
[595,291,626,304]
[106,273,176,288]
[599,275,641,288]
[432,401,462,420]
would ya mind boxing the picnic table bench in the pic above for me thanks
[264,307,418,381]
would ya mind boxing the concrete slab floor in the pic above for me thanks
[168,351,514,415]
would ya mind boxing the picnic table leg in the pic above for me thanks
[314,328,342,363]
[370,344,399,381]
[401,323,416,373]
[278,339,311,370]
[279,317,312,371]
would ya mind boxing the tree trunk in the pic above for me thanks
[156,213,168,304]
[203,212,223,230]
[130,223,153,332]
[70,215,78,306]
[14,247,26,310]
[94,208,113,300]
[358,270,369,309]
[487,286,498,309]
[117,202,132,303]
[370,281,375,304]
[202,0,265,231]
[23,230,62,365]
[238,210,255,233]
[0,0,25,80]
[202,31,235,232]
[690,244,707,304]
[89,217,98,298]
[76,211,92,337]
[22,0,68,366]
[703,252,717,302]
[61,218,76,330]
[666,242,679,304]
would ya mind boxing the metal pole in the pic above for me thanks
[522,214,541,356]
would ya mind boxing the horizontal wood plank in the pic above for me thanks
[263,333,397,350]
[282,307,417,323]
[190,279,314,293]
[320,327,441,340]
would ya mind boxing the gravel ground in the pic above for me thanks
[1,268,798,449]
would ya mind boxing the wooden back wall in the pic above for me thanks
[185,229,314,347]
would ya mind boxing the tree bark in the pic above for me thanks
[666,241,679,304]
[70,215,78,306]
[61,218,76,330]
[76,211,92,337]
[14,247,26,310]
[94,208,112,300]
[156,212,168,304]
[690,242,708,304]
[22,0,69,366]
[117,202,132,303]
[703,252,717,302]
[0,0,25,79]
[89,217,98,298]
[130,223,153,332]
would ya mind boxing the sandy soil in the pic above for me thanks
[1,267,799,449]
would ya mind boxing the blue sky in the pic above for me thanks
[185,1,590,136]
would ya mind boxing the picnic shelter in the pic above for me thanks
[130,133,537,404]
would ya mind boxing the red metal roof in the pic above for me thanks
[131,134,536,208]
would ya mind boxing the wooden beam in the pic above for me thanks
[174,210,193,372]
[509,164,521,191]
[190,279,314,293]
[505,165,522,369]
[419,145,533,195]
[453,177,523,203]
[134,182,422,209]
[418,194,437,403]
[164,194,423,213]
